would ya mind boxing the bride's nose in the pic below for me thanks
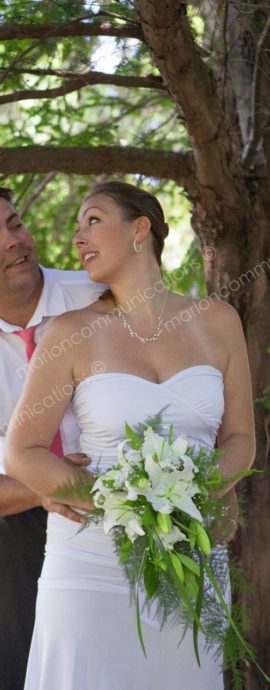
[72,230,86,246]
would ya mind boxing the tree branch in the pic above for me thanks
[0,70,165,105]
[241,12,270,168]
[0,21,144,42]
[0,145,196,190]
[134,0,243,216]
[20,173,56,217]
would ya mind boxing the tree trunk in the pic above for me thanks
[199,206,270,688]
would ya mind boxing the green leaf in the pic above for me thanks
[193,549,205,667]
[143,558,159,599]
[119,538,133,564]
[177,553,200,577]
[152,530,204,643]
[168,423,174,444]
[136,549,148,658]
[169,551,185,582]
[184,571,199,600]
[142,504,156,527]
[202,554,270,684]
[125,422,142,450]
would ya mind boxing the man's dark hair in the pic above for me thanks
[0,187,12,202]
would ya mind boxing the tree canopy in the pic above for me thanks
[1,4,270,685]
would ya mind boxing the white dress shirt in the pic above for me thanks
[0,266,105,472]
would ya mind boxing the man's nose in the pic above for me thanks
[1,228,21,249]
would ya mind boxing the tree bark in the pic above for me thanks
[0,71,165,105]
[0,146,197,190]
[0,21,144,41]
[201,205,270,688]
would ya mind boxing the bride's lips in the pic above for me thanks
[82,251,99,267]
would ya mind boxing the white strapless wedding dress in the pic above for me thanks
[24,365,226,690]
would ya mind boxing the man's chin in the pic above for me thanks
[6,261,41,289]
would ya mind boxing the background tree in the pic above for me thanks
[0,2,270,686]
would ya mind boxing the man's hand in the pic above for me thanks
[41,452,91,524]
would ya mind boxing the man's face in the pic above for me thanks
[0,197,40,294]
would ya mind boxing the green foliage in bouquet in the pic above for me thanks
[53,411,268,689]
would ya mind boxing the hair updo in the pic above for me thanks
[83,181,169,267]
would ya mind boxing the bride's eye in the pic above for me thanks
[89,216,99,225]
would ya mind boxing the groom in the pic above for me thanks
[0,187,104,690]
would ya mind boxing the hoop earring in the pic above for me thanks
[133,239,142,254]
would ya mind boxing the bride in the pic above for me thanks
[5,181,255,690]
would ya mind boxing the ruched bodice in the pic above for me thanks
[73,365,224,472]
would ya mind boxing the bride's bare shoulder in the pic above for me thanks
[41,297,110,340]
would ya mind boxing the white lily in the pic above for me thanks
[157,525,188,550]
[124,480,139,501]
[117,440,142,468]
[103,467,128,488]
[141,459,203,521]
[142,429,192,471]
[142,429,168,461]
[91,476,111,497]
[102,493,145,542]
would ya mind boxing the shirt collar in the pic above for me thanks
[0,266,67,333]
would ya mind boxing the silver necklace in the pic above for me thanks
[116,290,168,343]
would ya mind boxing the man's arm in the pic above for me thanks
[0,435,90,520]
[0,474,41,516]
[0,436,40,515]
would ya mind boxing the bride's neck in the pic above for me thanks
[109,270,167,321]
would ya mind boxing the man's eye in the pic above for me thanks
[9,223,23,230]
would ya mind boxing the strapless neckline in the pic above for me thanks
[75,364,223,392]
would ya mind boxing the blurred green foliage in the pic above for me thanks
[0,0,205,296]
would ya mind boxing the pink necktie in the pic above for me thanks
[15,326,64,458]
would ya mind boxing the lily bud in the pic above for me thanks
[156,512,172,534]
[195,523,211,556]
[169,552,185,582]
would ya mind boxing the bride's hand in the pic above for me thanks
[209,487,239,544]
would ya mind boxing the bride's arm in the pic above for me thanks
[215,302,256,492]
[4,315,94,511]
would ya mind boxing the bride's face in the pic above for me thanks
[73,194,137,283]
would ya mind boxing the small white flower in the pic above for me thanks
[124,481,139,501]
[91,476,110,497]
[157,525,187,550]
[117,440,142,468]
[103,467,128,488]
[102,493,145,543]
[125,518,145,542]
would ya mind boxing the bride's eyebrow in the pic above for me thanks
[76,206,107,224]
[81,206,104,219]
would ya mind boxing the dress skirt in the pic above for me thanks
[24,515,224,690]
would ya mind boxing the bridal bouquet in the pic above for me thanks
[56,411,269,688]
